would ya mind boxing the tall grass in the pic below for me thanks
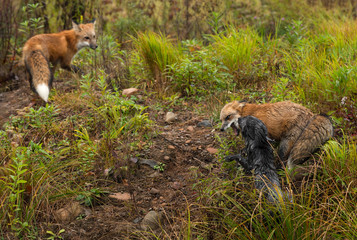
[186,145,357,240]
[132,31,181,94]
[278,19,357,106]
[210,27,262,84]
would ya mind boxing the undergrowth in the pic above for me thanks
[1,0,357,239]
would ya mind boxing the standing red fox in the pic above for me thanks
[21,19,97,102]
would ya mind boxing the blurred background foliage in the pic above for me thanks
[2,0,357,69]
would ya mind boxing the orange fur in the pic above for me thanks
[220,101,334,168]
[22,20,97,101]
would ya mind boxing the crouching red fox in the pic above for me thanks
[220,101,334,169]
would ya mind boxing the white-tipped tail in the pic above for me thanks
[36,83,49,102]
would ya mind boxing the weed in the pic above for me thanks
[154,162,166,172]
[76,188,108,207]
[167,50,233,96]
[46,229,65,240]
[270,77,299,102]
[19,2,44,39]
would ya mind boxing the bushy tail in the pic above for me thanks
[24,50,53,102]
[287,114,334,167]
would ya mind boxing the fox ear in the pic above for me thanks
[72,20,82,32]
[89,18,96,25]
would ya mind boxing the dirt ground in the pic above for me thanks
[61,112,221,239]
[0,72,225,239]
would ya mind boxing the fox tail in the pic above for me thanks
[24,50,53,102]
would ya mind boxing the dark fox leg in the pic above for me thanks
[61,64,84,75]
[225,153,253,173]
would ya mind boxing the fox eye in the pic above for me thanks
[93,35,96,39]
[225,115,231,121]
[85,36,90,40]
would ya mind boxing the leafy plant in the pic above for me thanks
[76,188,108,207]
[19,2,45,39]
[46,229,65,240]
[167,50,233,96]
[270,77,298,102]
[154,162,166,172]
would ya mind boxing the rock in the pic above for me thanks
[150,188,160,194]
[122,88,139,97]
[168,145,175,149]
[109,192,131,201]
[104,168,112,177]
[206,147,218,154]
[165,112,177,123]
[133,217,142,224]
[138,159,159,169]
[141,211,163,231]
[197,120,212,128]
[164,156,170,160]
[187,126,194,132]
[171,181,181,190]
[149,172,161,178]
[54,202,83,223]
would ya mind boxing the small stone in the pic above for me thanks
[197,120,212,128]
[54,202,83,223]
[149,172,161,178]
[109,192,131,201]
[164,156,170,160]
[185,140,191,144]
[171,181,181,190]
[11,142,18,148]
[206,147,218,154]
[141,211,163,231]
[187,126,194,132]
[150,188,160,194]
[122,88,139,97]
[133,217,142,224]
[168,145,175,149]
[165,112,177,123]
[104,168,112,176]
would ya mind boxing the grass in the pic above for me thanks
[210,27,263,85]
[132,31,181,93]
[1,1,357,238]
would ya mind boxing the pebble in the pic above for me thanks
[165,112,177,123]
[140,211,163,231]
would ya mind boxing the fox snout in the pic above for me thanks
[90,43,98,50]
[220,121,229,132]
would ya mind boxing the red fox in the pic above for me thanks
[21,19,97,102]
[220,101,334,169]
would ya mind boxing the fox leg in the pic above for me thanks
[225,153,253,173]
[61,63,83,75]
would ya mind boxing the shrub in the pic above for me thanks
[167,49,233,96]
